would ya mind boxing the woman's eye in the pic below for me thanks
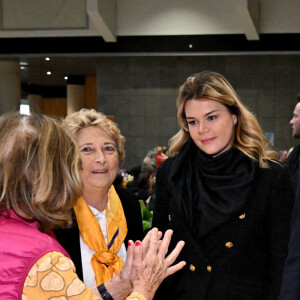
[81,147,92,152]
[187,120,197,126]
[208,115,216,121]
[104,146,116,152]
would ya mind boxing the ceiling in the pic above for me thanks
[1,0,300,91]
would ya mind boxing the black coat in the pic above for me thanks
[152,157,294,300]
[278,164,300,299]
[54,186,144,281]
[286,144,300,187]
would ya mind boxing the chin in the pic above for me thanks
[201,147,220,155]
[203,146,230,157]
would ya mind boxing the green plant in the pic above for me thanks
[139,201,153,233]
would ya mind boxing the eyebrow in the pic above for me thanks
[103,142,116,146]
[78,142,93,148]
[79,141,116,148]
[186,109,219,119]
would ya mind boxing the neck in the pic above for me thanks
[83,186,110,212]
[212,142,233,157]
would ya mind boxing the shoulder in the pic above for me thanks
[291,143,300,154]
[156,156,176,175]
[115,185,138,203]
[264,159,290,176]
[114,186,144,241]
[1,216,66,255]
[261,160,295,197]
[114,185,141,213]
[160,156,176,167]
[287,144,300,163]
[257,159,293,184]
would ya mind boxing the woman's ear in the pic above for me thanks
[232,115,237,125]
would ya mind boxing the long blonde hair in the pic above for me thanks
[63,109,125,165]
[0,112,82,232]
[170,71,272,167]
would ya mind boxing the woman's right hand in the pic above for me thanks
[130,228,185,300]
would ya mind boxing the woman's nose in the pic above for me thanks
[198,121,209,133]
[95,150,106,164]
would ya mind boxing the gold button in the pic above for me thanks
[225,242,233,248]
[168,215,171,221]
[207,265,212,272]
[190,264,195,271]
[239,213,246,219]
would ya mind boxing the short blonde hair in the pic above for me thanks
[0,112,82,232]
[63,109,125,165]
[170,71,271,168]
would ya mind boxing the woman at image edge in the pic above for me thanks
[152,71,294,299]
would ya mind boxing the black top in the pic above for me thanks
[279,161,300,299]
[54,186,144,280]
[286,144,300,187]
[153,145,294,300]
[166,140,256,239]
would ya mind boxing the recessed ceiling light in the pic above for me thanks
[45,57,50,61]
[64,76,68,80]
[20,66,25,70]
[47,71,51,75]
[189,44,193,48]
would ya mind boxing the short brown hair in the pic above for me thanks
[63,109,125,165]
[0,112,82,232]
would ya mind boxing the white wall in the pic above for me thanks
[117,0,300,36]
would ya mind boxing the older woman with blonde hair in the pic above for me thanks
[153,71,294,300]
[0,111,186,300]
[55,109,144,296]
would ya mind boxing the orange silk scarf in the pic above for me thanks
[74,185,128,286]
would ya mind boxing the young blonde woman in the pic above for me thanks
[152,71,294,300]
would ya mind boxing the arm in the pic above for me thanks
[23,251,134,300]
[23,251,100,299]
[267,164,295,299]
[278,164,300,300]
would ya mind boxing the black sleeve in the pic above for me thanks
[285,145,300,187]
[267,163,295,300]
[115,186,144,243]
[152,158,173,233]
[278,165,300,300]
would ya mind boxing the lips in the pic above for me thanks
[92,169,108,174]
[201,137,216,144]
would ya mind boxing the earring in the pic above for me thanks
[234,119,237,125]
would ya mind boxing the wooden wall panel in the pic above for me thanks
[84,75,97,109]
[43,97,67,119]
